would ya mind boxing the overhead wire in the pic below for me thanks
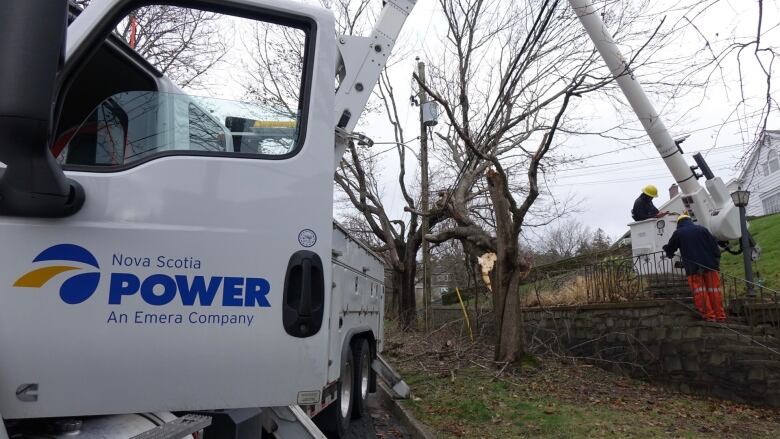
[553,145,744,179]
[548,161,736,187]
[557,108,772,166]
[555,143,744,174]
[363,83,771,198]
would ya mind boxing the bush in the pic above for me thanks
[441,288,475,306]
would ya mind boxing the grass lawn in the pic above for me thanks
[720,212,780,290]
[395,360,780,439]
[385,323,780,439]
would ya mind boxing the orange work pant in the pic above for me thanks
[687,271,727,322]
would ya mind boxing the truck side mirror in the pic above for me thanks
[0,0,85,217]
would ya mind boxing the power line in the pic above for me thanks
[555,143,743,174]
[548,160,737,187]
[360,137,420,161]
[359,104,768,193]
[558,108,770,166]
[553,144,744,179]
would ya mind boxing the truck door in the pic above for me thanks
[0,1,336,419]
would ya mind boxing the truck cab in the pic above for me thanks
[0,0,415,435]
[1,0,338,428]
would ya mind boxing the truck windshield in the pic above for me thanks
[54,91,299,166]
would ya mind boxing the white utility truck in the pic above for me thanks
[0,0,415,437]
[568,0,745,267]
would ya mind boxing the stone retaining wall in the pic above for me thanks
[523,300,780,407]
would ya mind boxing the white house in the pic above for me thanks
[657,130,780,218]
[737,130,780,216]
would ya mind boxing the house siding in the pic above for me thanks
[739,131,780,217]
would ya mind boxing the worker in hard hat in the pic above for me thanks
[663,214,727,322]
[631,184,661,221]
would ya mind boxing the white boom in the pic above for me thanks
[568,0,741,241]
[333,0,417,168]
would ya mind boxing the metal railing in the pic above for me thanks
[523,251,780,331]
[583,252,689,303]
[523,252,688,306]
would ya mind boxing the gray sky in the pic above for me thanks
[105,0,780,246]
[335,0,779,243]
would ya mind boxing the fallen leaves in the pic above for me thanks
[386,321,780,438]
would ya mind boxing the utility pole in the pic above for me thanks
[417,58,431,332]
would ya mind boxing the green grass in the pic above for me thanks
[402,368,678,438]
[721,212,780,290]
[403,367,647,438]
[397,364,780,438]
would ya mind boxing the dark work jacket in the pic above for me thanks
[631,193,659,221]
[663,219,721,275]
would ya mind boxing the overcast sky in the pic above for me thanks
[317,0,779,244]
[101,0,779,247]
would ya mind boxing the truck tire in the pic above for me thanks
[315,344,354,438]
[352,338,371,419]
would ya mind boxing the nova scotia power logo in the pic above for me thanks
[14,244,101,304]
[13,244,269,328]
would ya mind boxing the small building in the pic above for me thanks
[415,271,454,306]
[737,130,780,216]
[414,255,471,306]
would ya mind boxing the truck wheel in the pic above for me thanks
[315,344,354,438]
[352,338,371,419]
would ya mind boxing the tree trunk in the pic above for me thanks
[399,265,418,329]
[491,261,525,363]
[385,269,400,319]
[391,247,418,330]
[469,257,478,331]
[486,168,526,363]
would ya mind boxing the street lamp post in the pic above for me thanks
[730,187,754,297]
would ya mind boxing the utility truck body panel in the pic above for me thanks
[0,0,412,435]
[0,154,334,418]
[329,223,385,382]
[0,0,342,422]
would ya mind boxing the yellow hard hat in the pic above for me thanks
[642,184,659,198]
[677,214,691,222]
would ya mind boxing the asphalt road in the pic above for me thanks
[344,392,411,439]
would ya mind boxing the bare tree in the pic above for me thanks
[535,219,592,263]
[334,108,444,327]
[418,0,665,362]
[243,23,306,118]
[240,0,434,328]
[678,0,777,169]
[75,1,228,89]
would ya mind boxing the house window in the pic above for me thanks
[768,149,780,174]
[762,192,780,215]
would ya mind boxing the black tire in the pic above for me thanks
[315,344,354,438]
[352,338,371,419]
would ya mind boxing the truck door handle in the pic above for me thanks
[298,258,312,317]
[283,250,324,338]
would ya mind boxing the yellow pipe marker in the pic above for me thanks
[455,287,474,341]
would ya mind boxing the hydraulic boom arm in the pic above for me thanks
[568,0,740,241]
[332,0,417,168]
